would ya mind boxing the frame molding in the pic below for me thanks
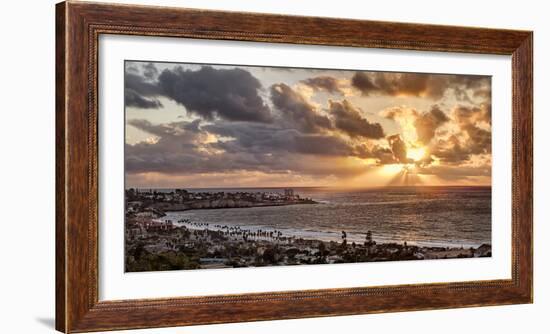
[56,1,532,332]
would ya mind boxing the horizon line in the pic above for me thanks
[125,184,492,190]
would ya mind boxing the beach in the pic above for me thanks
[125,218,491,271]
[124,186,492,271]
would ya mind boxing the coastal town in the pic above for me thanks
[125,188,316,212]
[125,188,492,272]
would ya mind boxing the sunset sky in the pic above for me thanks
[124,61,491,188]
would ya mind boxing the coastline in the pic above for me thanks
[166,211,487,249]
[151,199,318,213]
[126,188,318,214]
[125,187,491,272]
[125,218,492,272]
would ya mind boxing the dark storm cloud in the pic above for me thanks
[124,71,164,109]
[126,120,280,175]
[351,72,491,101]
[125,72,162,96]
[125,89,163,109]
[125,64,139,73]
[126,120,204,174]
[142,62,159,79]
[126,119,377,177]
[128,119,201,137]
[124,64,273,122]
[157,66,273,122]
[301,76,344,94]
[328,100,385,139]
[413,105,450,144]
[293,135,370,157]
[270,83,332,133]
[204,122,372,159]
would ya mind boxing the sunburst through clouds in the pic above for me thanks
[124,61,491,189]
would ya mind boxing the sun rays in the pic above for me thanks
[385,164,425,186]
[406,146,426,162]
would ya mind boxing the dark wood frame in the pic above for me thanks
[56,1,533,332]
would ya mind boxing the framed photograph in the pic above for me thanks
[56,1,532,332]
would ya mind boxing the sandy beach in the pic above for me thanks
[125,216,492,272]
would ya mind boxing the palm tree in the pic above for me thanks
[365,230,375,256]
[365,230,373,246]
[341,231,347,247]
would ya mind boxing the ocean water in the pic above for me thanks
[162,186,491,248]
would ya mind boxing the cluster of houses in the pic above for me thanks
[125,188,306,205]
[124,189,492,271]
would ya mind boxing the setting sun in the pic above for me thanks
[122,60,493,275]
[407,146,426,162]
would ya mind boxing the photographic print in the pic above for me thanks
[124,61,492,272]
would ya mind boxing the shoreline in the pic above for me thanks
[125,218,492,272]
[166,213,487,249]
[129,185,492,191]
[156,200,318,213]
[126,188,318,214]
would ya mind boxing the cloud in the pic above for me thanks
[450,75,492,103]
[126,120,205,174]
[454,103,491,125]
[128,119,201,137]
[124,62,493,185]
[384,102,491,164]
[418,164,491,181]
[125,72,162,96]
[413,105,450,144]
[204,122,372,159]
[429,104,491,164]
[270,83,332,133]
[328,100,385,139]
[453,104,492,155]
[126,119,380,179]
[142,62,159,79]
[463,124,491,154]
[125,89,163,109]
[387,134,411,164]
[430,135,472,163]
[124,71,164,109]
[351,72,446,99]
[301,76,344,94]
[157,66,273,122]
[383,105,449,145]
[124,64,273,121]
[351,72,491,102]
[371,146,398,164]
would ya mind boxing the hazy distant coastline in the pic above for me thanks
[126,187,318,213]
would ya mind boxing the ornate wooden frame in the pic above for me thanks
[56,1,533,332]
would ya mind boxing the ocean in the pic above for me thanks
[162,186,491,248]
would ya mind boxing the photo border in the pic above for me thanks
[56,1,532,332]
